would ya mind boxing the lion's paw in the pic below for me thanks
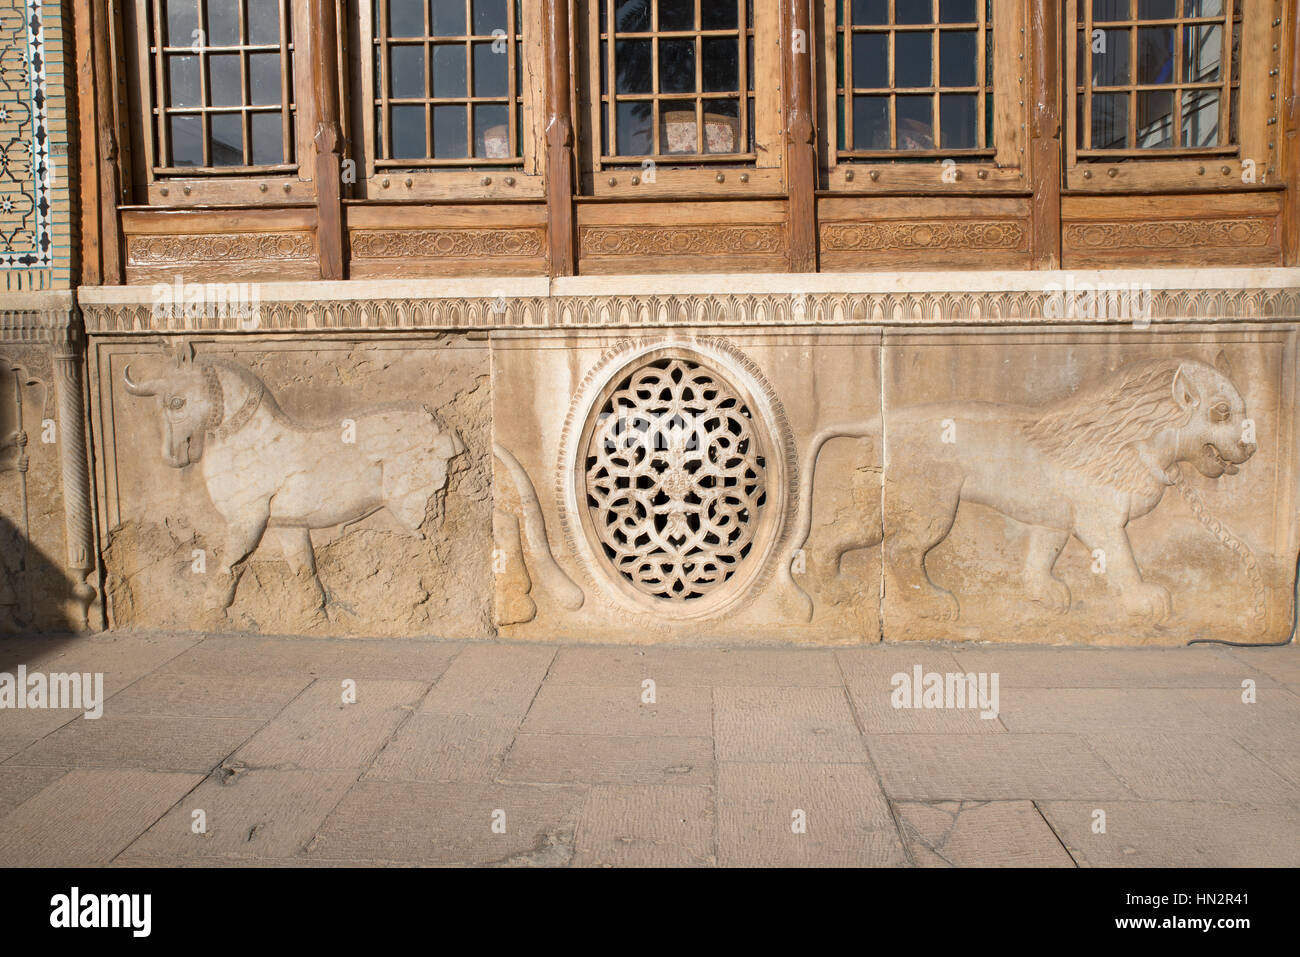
[909,585,960,622]
[1121,581,1172,624]
[1027,576,1071,615]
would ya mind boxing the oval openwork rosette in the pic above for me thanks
[557,339,794,621]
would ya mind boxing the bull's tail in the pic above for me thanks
[778,420,882,622]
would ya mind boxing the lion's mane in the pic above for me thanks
[1023,358,1195,492]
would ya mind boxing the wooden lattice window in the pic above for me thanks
[144,0,297,174]
[596,0,755,162]
[833,0,994,157]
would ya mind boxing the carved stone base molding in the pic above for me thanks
[0,292,97,632]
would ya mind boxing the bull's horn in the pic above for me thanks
[122,365,158,396]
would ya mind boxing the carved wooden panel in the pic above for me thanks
[123,231,319,283]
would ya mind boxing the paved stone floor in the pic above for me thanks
[0,631,1296,867]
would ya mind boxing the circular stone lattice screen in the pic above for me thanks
[584,357,767,602]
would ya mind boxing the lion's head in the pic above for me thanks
[1024,354,1256,491]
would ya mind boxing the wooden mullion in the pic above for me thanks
[651,0,660,157]
[239,1,250,165]
[843,3,852,157]
[279,0,291,164]
[1218,0,1233,147]
[378,0,390,160]
[738,0,748,153]
[507,0,517,156]
[1083,0,1093,150]
[197,0,209,167]
[1127,21,1137,147]
[931,20,939,146]
[694,7,703,156]
[151,0,168,168]
[888,0,896,148]
[1173,9,1184,145]
[977,0,986,148]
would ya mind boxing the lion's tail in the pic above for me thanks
[779,420,882,622]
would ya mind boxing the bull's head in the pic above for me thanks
[123,342,220,468]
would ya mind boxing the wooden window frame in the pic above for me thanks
[124,0,319,206]
[351,0,546,201]
[818,0,1027,193]
[1064,0,1279,192]
[578,0,784,198]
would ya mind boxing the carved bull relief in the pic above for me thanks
[122,343,466,624]
[789,354,1263,631]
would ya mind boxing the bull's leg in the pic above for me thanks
[204,510,270,615]
[273,526,326,613]
[1023,525,1071,614]
[883,479,961,621]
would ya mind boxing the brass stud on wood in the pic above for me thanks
[739,173,748,183]
[869,170,879,181]
[844,169,854,182]
[504,176,515,186]
[259,183,268,192]
[381,178,390,188]
[1107,167,1118,177]
[481,176,492,185]
[631,175,639,185]
[608,177,617,186]
[405,177,413,187]
[159,187,168,196]
[715,173,725,183]
[977,169,988,179]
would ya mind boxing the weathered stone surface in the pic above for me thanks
[865,733,1133,800]
[523,683,712,737]
[894,801,1076,867]
[0,766,67,818]
[1222,646,1300,687]
[420,643,554,721]
[1039,800,1300,867]
[951,647,1266,687]
[119,769,355,862]
[94,339,492,639]
[713,687,869,762]
[717,762,906,866]
[0,769,202,866]
[1181,686,1300,752]
[157,635,462,679]
[995,688,1215,734]
[546,646,842,686]
[107,672,312,719]
[232,679,427,770]
[305,780,586,865]
[501,733,713,786]
[573,785,715,867]
[367,713,517,783]
[838,649,1007,732]
[10,713,265,772]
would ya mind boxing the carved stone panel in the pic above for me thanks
[89,336,493,637]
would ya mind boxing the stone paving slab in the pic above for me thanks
[1038,800,1300,867]
[714,687,870,763]
[995,688,1217,734]
[547,647,842,687]
[573,785,715,867]
[367,713,517,783]
[893,800,1075,867]
[0,766,67,818]
[420,644,554,721]
[106,673,312,720]
[1181,686,1300,752]
[1081,731,1298,804]
[717,762,906,867]
[305,780,587,865]
[119,769,356,862]
[157,636,462,680]
[232,679,427,771]
[1253,750,1300,786]
[0,706,91,741]
[838,650,1008,733]
[7,713,267,772]
[523,684,712,737]
[0,769,202,866]
[865,734,1134,801]
[1222,646,1300,687]
[951,647,1274,688]
[501,733,713,786]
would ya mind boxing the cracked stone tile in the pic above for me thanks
[894,800,1075,867]
[714,687,869,762]
[573,785,714,867]
[501,733,713,786]
[840,653,1007,733]
[523,684,712,737]
[0,766,68,818]
[367,713,517,783]
[1181,686,1300,752]
[105,672,313,720]
[420,643,554,722]
[7,714,267,772]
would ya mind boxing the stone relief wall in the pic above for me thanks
[77,279,1300,645]
[91,336,492,638]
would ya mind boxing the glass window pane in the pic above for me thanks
[614,0,651,32]
[852,94,889,148]
[1093,30,1130,85]
[851,0,887,25]
[896,2,933,25]
[390,104,427,158]
[939,31,977,86]
[1091,91,1129,147]
[939,0,977,22]
[473,41,508,96]
[658,37,695,94]
[474,102,511,157]
[472,0,507,34]
[853,33,887,88]
[702,37,738,92]
[391,45,426,98]
[1182,87,1219,146]
[940,92,977,147]
[658,0,694,31]
[249,53,281,105]
[1137,88,1174,146]
[1138,0,1177,17]
[616,101,652,154]
[209,54,243,107]
[205,2,239,45]
[250,111,284,164]
[1183,1,1222,15]
[210,113,244,165]
[702,100,739,154]
[248,0,280,45]
[1183,23,1221,83]
[1137,26,1175,84]
[167,54,200,108]
[897,95,934,148]
[168,113,202,165]
[390,0,426,37]
[895,32,932,87]
[701,2,737,31]
[432,44,466,96]
[432,104,469,157]
[165,0,199,46]
[616,39,653,93]
[1092,0,1130,22]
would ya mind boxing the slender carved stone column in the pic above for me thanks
[46,310,97,631]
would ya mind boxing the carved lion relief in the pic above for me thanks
[787,354,1264,631]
